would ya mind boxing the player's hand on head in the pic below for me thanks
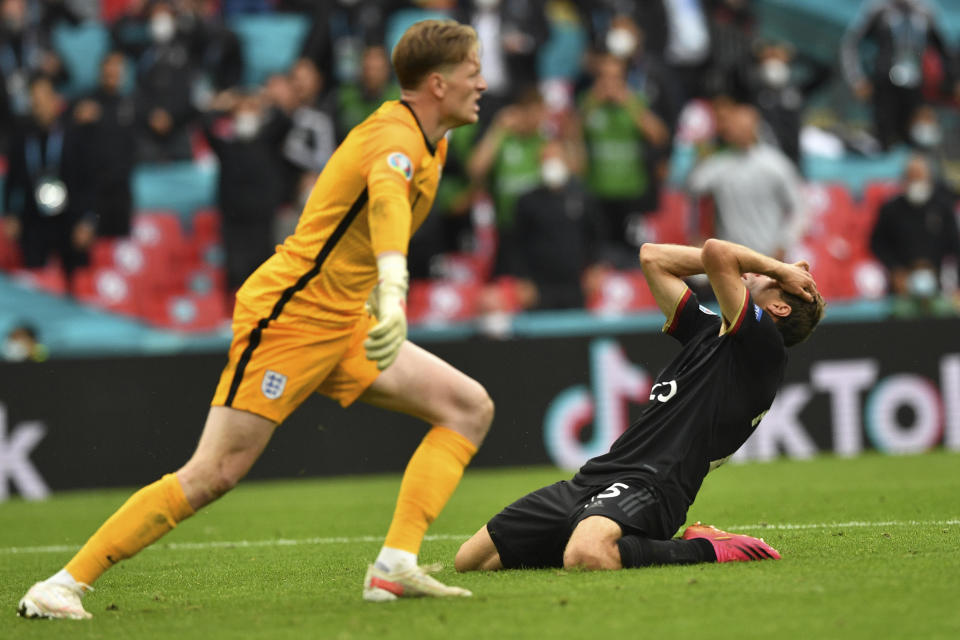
[364,254,409,370]
[778,262,817,302]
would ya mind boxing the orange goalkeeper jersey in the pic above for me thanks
[235,100,448,324]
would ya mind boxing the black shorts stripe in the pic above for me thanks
[224,188,370,408]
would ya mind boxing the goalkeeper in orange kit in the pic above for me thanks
[18,20,491,619]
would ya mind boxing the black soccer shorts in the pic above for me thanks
[485,476,674,569]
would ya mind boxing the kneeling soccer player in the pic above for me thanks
[20,20,491,620]
[456,240,825,572]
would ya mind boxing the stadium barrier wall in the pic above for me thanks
[1,316,958,499]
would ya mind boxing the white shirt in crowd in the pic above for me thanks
[687,144,808,257]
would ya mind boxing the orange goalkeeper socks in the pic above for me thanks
[382,426,477,556]
[64,473,195,586]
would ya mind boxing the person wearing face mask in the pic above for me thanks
[502,140,605,310]
[131,0,198,162]
[579,53,669,267]
[841,0,960,151]
[746,41,831,170]
[601,15,683,134]
[1,324,47,362]
[201,88,293,292]
[869,154,960,317]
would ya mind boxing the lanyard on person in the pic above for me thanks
[26,127,68,216]
[25,128,64,179]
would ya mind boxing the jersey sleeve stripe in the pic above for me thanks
[224,188,370,408]
[663,287,692,334]
[726,288,750,335]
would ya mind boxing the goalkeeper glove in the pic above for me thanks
[364,253,408,370]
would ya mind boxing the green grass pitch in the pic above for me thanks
[2,452,958,639]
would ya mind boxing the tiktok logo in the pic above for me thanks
[0,403,49,501]
[543,340,651,469]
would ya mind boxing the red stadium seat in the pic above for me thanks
[407,280,480,325]
[0,228,22,270]
[143,292,229,331]
[185,265,226,296]
[191,208,222,246]
[74,267,140,316]
[587,270,658,315]
[644,189,691,245]
[804,183,857,239]
[12,264,68,296]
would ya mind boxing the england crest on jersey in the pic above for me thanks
[262,370,287,400]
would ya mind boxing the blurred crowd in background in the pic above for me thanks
[1,0,960,358]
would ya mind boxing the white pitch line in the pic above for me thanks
[726,518,960,531]
[2,520,956,556]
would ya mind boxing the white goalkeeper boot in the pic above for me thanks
[18,578,93,620]
[363,563,472,602]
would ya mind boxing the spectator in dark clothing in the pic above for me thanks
[201,88,292,291]
[745,41,832,169]
[182,0,245,93]
[132,0,197,162]
[842,0,960,150]
[2,74,95,284]
[110,0,153,61]
[282,58,337,203]
[507,140,606,311]
[0,0,72,149]
[297,0,396,89]
[869,154,960,316]
[71,51,137,238]
[455,0,550,130]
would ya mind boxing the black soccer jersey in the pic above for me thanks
[574,287,787,531]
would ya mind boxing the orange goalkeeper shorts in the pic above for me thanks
[211,301,381,424]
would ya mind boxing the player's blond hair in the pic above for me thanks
[392,20,478,90]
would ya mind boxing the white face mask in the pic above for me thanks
[761,59,790,88]
[907,268,937,298]
[2,339,30,362]
[905,180,932,206]
[606,28,637,59]
[234,112,260,140]
[910,123,942,148]
[151,13,176,44]
[541,157,570,189]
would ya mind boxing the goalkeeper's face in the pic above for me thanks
[439,49,487,126]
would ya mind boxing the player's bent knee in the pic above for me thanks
[454,544,479,572]
[473,390,495,433]
[563,539,622,571]
[455,526,502,572]
[178,458,245,507]
[450,382,494,444]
